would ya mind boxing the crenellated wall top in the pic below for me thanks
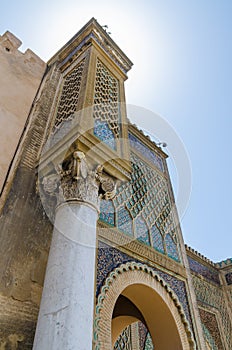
[0,30,45,68]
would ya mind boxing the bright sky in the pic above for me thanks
[1,0,231,262]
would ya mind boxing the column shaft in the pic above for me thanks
[33,202,98,350]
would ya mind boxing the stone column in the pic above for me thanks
[33,152,116,350]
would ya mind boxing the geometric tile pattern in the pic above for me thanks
[94,119,116,150]
[96,241,134,297]
[135,215,150,245]
[99,199,115,226]
[129,133,164,172]
[54,59,85,129]
[188,256,220,285]
[144,332,154,350]
[97,241,193,329]
[165,233,179,261]
[202,324,219,350]
[199,308,223,350]
[150,224,165,253]
[114,326,132,350]
[192,274,232,349]
[93,59,120,149]
[138,321,148,350]
[225,272,232,285]
[117,205,133,237]
[99,152,180,262]
[113,322,154,350]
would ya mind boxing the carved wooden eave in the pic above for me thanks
[48,17,133,78]
[37,118,131,182]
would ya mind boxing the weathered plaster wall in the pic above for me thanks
[0,165,53,349]
[0,31,46,192]
[0,37,59,348]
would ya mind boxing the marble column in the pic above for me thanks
[33,152,116,350]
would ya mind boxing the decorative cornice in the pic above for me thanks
[185,245,216,267]
[94,261,196,349]
[98,222,187,279]
[48,18,133,75]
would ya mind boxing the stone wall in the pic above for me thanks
[0,31,46,193]
[0,33,58,348]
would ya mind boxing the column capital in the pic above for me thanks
[40,151,116,214]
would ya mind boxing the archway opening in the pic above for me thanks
[95,263,194,350]
[112,283,183,349]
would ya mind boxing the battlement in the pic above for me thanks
[216,258,232,269]
[185,244,216,267]
[185,244,232,272]
[0,30,45,68]
[0,30,46,196]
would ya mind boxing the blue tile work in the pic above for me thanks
[199,308,223,349]
[113,323,154,350]
[150,225,165,254]
[165,234,179,262]
[156,269,193,328]
[138,322,148,350]
[94,119,117,150]
[96,241,135,296]
[99,199,115,226]
[99,152,181,263]
[117,206,134,236]
[188,256,220,285]
[225,272,232,285]
[97,241,193,330]
[202,324,218,350]
[144,332,154,350]
[135,215,150,245]
[129,133,164,172]
[114,326,132,350]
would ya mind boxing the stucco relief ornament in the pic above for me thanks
[38,173,60,221]
[41,173,59,194]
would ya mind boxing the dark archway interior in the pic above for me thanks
[113,295,146,325]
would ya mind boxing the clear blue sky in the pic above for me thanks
[1,0,231,261]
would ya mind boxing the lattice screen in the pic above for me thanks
[93,59,120,150]
[53,59,85,129]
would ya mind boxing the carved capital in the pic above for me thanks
[96,165,116,200]
[39,152,117,215]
